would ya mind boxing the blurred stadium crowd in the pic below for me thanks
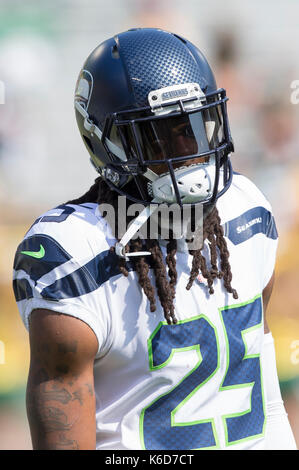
[0,0,298,449]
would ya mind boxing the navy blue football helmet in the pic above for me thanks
[75,28,234,208]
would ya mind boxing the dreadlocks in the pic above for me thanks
[66,177,238,325]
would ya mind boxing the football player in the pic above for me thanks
[13,28,297,450]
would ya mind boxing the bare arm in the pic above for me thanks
[26,309,98,450]
[263,272,275,333]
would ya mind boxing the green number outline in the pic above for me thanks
[139,315,221,450]
[219,294,266,447]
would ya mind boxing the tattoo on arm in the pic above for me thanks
[85,383,94,396]
[27,365,95,450]
[40,385,73,405]
[39,406,75,432]
[57,340,78,355]
[27,319,97,450]
[51,433,79,450]
[72,389,84,406]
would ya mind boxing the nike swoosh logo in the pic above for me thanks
[21,244,45,259]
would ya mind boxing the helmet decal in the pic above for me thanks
[75,69,93,110]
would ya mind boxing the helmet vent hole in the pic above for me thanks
[173,33,187,44]
[112,45,120,59]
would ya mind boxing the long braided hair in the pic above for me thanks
[66,177,238,324]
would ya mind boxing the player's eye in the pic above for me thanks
[173,124,194,139]
[183,125,194,138]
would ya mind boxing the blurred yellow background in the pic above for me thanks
[0,0,299,450]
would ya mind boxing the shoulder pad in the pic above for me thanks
[13,234,72,281]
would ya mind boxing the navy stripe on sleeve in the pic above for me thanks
[13,278,34,302]
[223,206,278,245]
[41,249,135,300]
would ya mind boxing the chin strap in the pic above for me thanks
[115,199,159,260]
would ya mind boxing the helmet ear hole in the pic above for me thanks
[111,44,120,59]
[83,135,94,153]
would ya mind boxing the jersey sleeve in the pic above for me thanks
[263,208,278,288]
[12,230,111,357]
[220,173,279,291]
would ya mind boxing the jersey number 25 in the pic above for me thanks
[140,295,264,449]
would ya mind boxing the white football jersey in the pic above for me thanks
[13,173,278,450]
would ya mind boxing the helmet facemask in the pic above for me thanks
[96,83,234,208]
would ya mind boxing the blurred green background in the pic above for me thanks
[0,0,299,449]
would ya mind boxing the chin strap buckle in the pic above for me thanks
[115,242,152,261]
